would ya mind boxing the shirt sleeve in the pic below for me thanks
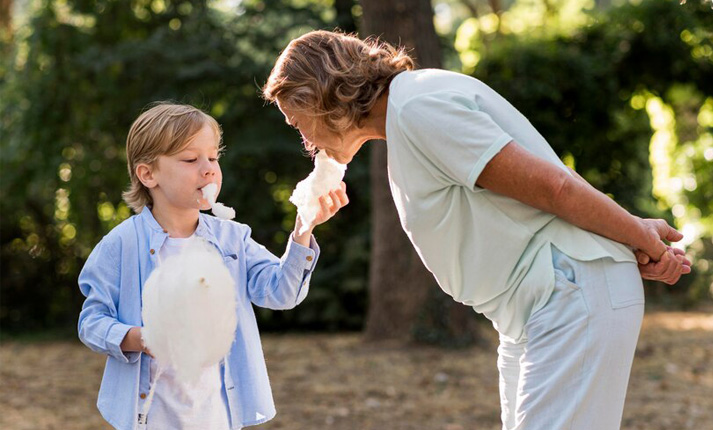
[77,237,140,364]
[398,91,514,188]
[243,226,320,310]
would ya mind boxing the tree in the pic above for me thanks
[360,0,480,345]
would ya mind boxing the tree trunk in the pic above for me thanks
[360,0,480,345]
[334,0,358,34]
[0,0,12,36]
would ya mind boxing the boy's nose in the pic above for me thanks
[201,161,216,177]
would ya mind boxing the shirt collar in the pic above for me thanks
[138,207,220,251]
[196,213,220,249]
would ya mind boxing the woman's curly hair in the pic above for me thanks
[263,30,414,134]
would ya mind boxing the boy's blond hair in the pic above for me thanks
[122,102,223,213]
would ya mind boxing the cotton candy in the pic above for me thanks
[141,237,237,386]
[289,151,347,234]
[201,183,236,220]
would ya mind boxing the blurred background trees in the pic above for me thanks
[1,0,711,339]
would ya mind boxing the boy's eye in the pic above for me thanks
[183,159,197,163]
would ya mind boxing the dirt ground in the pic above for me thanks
[1,309,711,430]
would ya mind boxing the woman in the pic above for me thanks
[263,30,690,430]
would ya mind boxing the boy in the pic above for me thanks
[78,102,348,430]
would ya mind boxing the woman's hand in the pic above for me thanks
[631,218,690,285]
[635,218,684,261]
[636,247,692,285]
[293,182,349,245]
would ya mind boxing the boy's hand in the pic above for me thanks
[293,182,349,245]
[121,326,154,357]
[636,246,691,285]
[313,181,349,226]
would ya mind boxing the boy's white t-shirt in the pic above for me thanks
[147,235,231,430]
[385,69,636,341]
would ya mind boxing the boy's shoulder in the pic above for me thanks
[95,212,150,251]
[199,213,251,239]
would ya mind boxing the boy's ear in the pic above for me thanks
[136,163,157,189]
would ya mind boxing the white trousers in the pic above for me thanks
[497,246,645,430]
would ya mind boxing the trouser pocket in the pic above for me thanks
[602,260,645,309]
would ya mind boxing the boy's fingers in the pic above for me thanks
[318,195,330,217]
[334,188,349,206]
[328,191,340,212]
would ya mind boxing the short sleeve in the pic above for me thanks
[398,91,513,188]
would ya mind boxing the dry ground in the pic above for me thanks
[1,310,711,430]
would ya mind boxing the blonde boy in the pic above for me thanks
[78,102,347,430]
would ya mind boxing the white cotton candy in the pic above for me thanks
[201,183,236,220]
[289,151,347,235]
[141,237,237,386]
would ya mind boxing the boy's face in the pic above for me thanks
[142,124,223,213]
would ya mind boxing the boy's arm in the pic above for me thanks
[244,226,320,310]
[245,185,347,308]
[77,239,142,363]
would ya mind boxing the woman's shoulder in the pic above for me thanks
[390,69,480,109]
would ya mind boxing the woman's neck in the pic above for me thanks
[150,205,199,238]
[363,92,389,140]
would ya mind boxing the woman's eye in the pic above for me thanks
[209,158,219,162]
[183,159,197,163]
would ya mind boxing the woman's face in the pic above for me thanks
[277,101,362,164]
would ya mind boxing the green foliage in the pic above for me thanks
[1,0,369,333]
[2,0,711,335]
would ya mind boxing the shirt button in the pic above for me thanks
[306,256,313,262]
[139,393,147,399]
[150,249,155,255]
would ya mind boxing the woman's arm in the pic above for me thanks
[476,141,687,284]
[565,166,692,281]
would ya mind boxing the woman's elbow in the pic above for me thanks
[543,171,574,213]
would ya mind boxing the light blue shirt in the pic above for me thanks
[386,69,635,341]
[78,207,320,430]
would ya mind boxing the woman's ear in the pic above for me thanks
[136,163,157,189]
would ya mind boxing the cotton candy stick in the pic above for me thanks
[201,183,235,220]
[289,151,347,234]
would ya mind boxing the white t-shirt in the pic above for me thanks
[147,235,231,430]
[386,69,635,341]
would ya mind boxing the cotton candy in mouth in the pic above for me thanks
[201,183,235,220]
